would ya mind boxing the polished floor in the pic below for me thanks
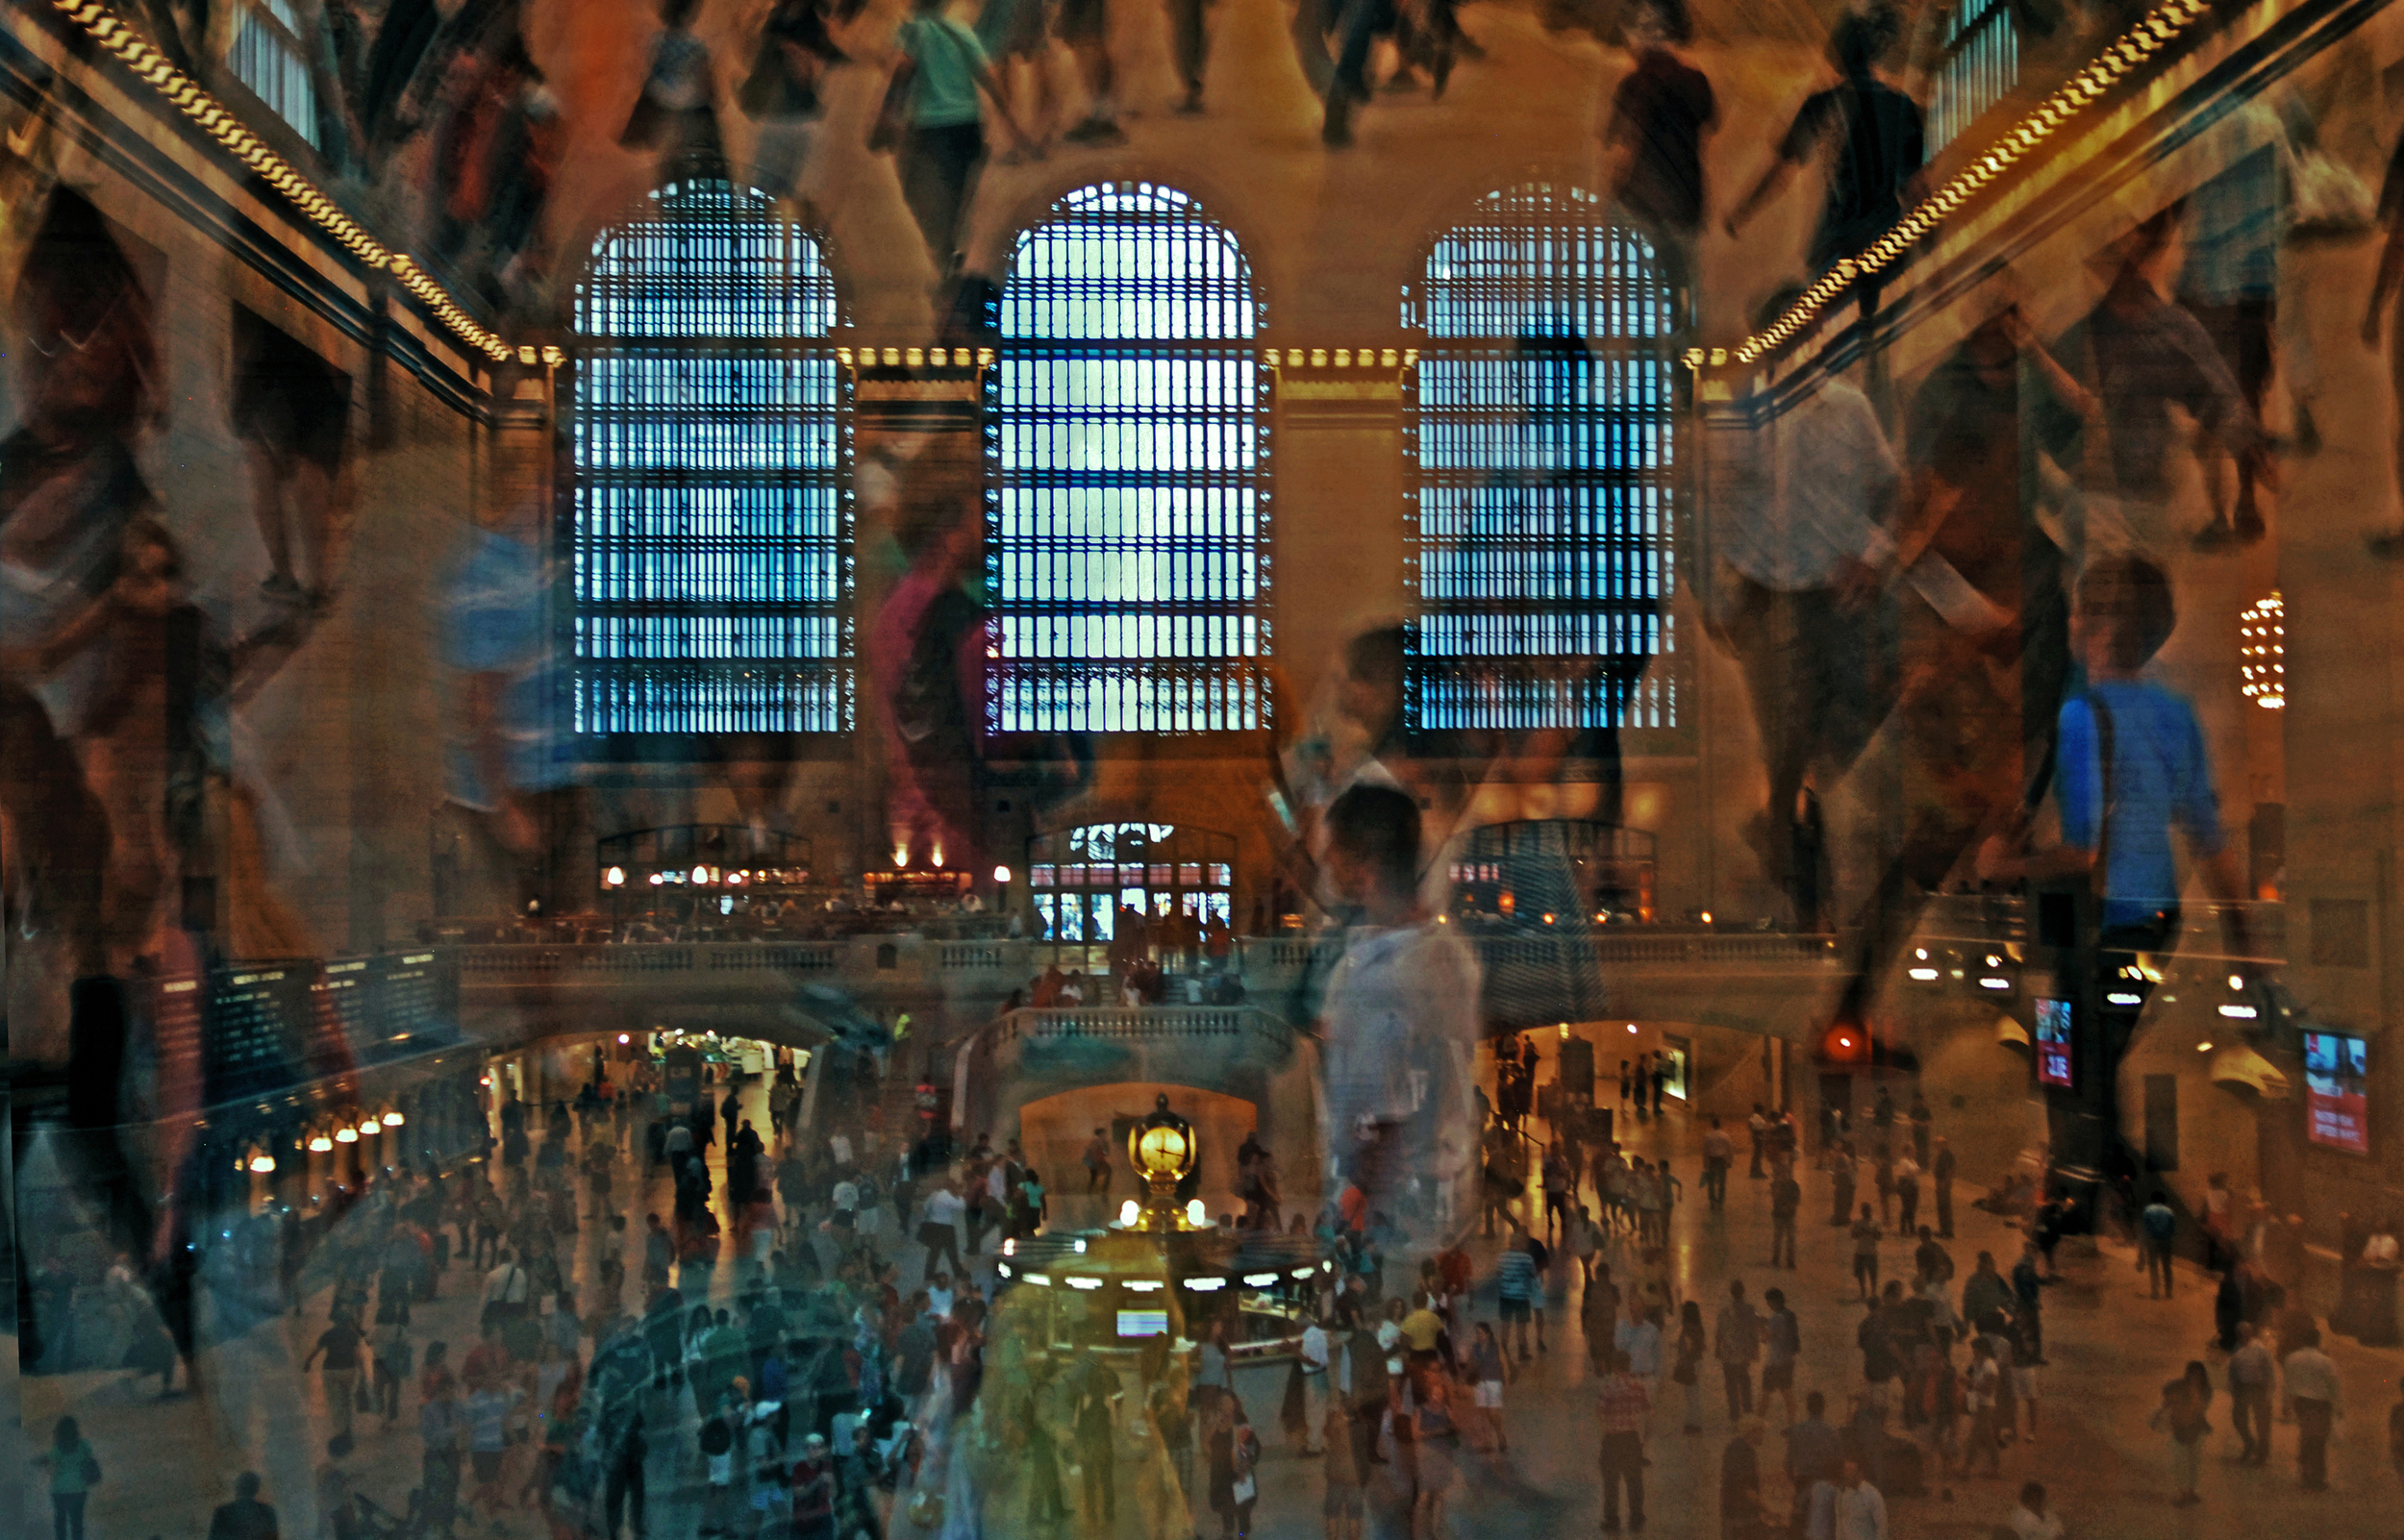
[16,1047,2404,1540]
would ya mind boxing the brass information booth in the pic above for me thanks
[990,1097,1325,1365]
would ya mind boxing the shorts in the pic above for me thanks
[1763,1363,1794,1392]
[2012,1366,2037,1399]
[1055,0,1105,43]
[1323,1484,1365,1519]
[1499,1298,1531,1323]
[1475,1380,1504,1409]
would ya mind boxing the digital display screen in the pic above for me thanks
[1116,1309,1169,1339]
[2035,998,2074,1088]
[2304,1031,2369,1155]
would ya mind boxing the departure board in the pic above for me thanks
[373,951,458,1056]
[205,965,311,1102]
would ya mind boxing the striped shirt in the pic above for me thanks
[1595,1373,1652,1435]
[1497,1248,1540,1302]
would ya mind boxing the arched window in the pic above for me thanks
[570,178,850,740]
[1404,183,1677,744]
[989,181,1268,735]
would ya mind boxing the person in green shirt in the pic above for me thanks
[36,1416,102,1540]
[889,0,1024,282]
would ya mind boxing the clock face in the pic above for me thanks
[1138,1125,1189,1173]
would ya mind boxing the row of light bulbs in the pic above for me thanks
[2240,592,2286,710]
[1718,0,2216,369]
[53,0,535,367]
[238,1109,405,1173]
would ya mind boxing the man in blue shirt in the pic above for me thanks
[1497,1226,1541,1362]
[2141,1198,2179,1299]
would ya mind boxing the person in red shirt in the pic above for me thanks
[1595,1350,1653,1532]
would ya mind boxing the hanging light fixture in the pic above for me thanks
[382,1109,406,1128]
[309,1129,335,1153]
[334,1123,359,1144]
[249,1147,278,1174]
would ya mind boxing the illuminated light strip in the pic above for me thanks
[52,0,514,363]
[1725,0,2213,368]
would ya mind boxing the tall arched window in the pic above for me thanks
[1404,183,1677,745]
[571,178,850,740]
[989,181,1268,735]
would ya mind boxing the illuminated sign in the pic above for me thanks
[1117,1309,1170,1338]
[2035,998,2073,1089]
[2304,1031,2369,1155]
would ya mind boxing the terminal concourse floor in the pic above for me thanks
[15,1055,2404,1540]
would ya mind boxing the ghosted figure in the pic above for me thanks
[1977,555,2245,1179]
[741,0,846,207]
[1599,0,1715,320]
[1317,784,1481,1258]
[1726,5,1925,289]
[2055,207,2269,554]
[231,309,349,611]
[870,504,989,877]
[886,0,1022,285]
[620,0,725,170]
[1704,286,1900,923]
[1825,281,2095,1030]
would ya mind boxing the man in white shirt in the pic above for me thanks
[483,1250,530,1327]
[918,1183,966,1279]
[1804,1461,1888,1540]
[1298,1317,1331,1453]
[1315,785,1482,1263]
[1615,1300,1664,1385]
[2284,1325,2342,1491]
[1703,306,1901,910]
[2008,1480,2065,1540]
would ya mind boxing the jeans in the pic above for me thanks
[1722,1361,1754,1419]
[1769,1217,1796,1268]
[2144,1240,2175,1297]
[606,1453,646,1539]
[53,1493,87,1540]
[920,1223,964,1280]
[2297,1398,2334,1488]
[1703,1160,1728,1208]
[1598,1431,1645,1528]
[1080,1439,1115,1522]
[1934,1181,1953,1237]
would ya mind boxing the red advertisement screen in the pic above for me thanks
[2035,998,2073,1089]
[2304,1031,2369,1155]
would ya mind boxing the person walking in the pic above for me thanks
[1762,1289,1800,1426]
[2151,1360,2214,1506]
[2228,1321,2275,1467]
[37,1417,102,1540]
[885,0,1022,286]
[2141,1194,2178,1298]
[1850,1205,1882,1300]
[1892,1154,1920,1235]
[303,1309,366,1451]
[1723,1414,1769,1539]
[1962,1336,2002,1478]
[1769,1165,1801,1268]
[1597,1349,1652,1532]
[1716,1279,1763,1421]
[2285,1327,2341,1491]
[1829,1143,1857,1229]
[1672,1300,1709,1433]
[1498,1226,1541,1361]
[1702,1119,1734,1210]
